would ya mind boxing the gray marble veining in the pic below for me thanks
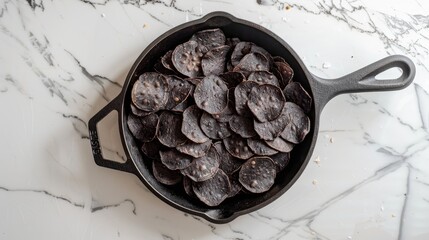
[0,0,428,239]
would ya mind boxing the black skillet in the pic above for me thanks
[88,12,415,224]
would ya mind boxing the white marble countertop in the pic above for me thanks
[1,0,429,239]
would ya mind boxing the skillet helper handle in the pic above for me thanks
[88,96,135,173]
[314,55,416,106]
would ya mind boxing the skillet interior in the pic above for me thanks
[120,13,317,222]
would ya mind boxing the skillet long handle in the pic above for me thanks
[88,95,136,173]
[313,55,416,110]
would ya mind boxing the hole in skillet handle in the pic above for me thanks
[96,110,127,163]
[374,67,403,81]
[88,95,136,174]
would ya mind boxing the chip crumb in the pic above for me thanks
[314,156,321,165]
[143,23,147,28]
[322,62,331,69]
[312,179,318,185]
[285,5,292,10]
[330,137,334,143]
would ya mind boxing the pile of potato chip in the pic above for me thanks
[127,28,311,206]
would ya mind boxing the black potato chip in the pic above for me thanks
[228,172,242,198]
[275,61,294,88]
[230,41,253,66]
[227,88,236,106]
[223,135,254,160]
[270,152,290,173]
[200,112,232,140]
[247,84,285,122]
[141,139,165,160]
[239,157,277,193]
[253,104,290,140]
[202,45,230,76]
[171,95,192,113]
[213,142,242,175]
[280,102,310,144]
[138,113,159,142]
[152,160,182,185]
[211,88,236,122]
[185,77,202,86]
[157,111,187,147]
[247,138,278,156]
[131,72,169,111]
[130,103,152,117]
[248,71,280,87]
[160,149,193,170]
[176,140,212,158]
[183,176,196,198]
[194,75,228,114]
[231,42,271,67]
[182,105,210,143]
[226,60,234,72]
[272,68,284,88]
[234,81,259,116]
[219,71,245,89]
[192,169,230,206]
[226,37,241,49]
[265,137,294,152]
[251,45,272,62]
[181,146,220,182]
[283,82,312,114]
[154,59,176,75]
[233,52,270,73]
[161,50,177,72]
[273,56,286,63]
[229,115,257,138]
[190,28,226,51]
[212,100,235,123]
[172,40,208,78]
[127,114,145,141]
[165,75,192,110]
[127,113,158,142]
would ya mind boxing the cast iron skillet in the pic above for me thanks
[88,12,415,224]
